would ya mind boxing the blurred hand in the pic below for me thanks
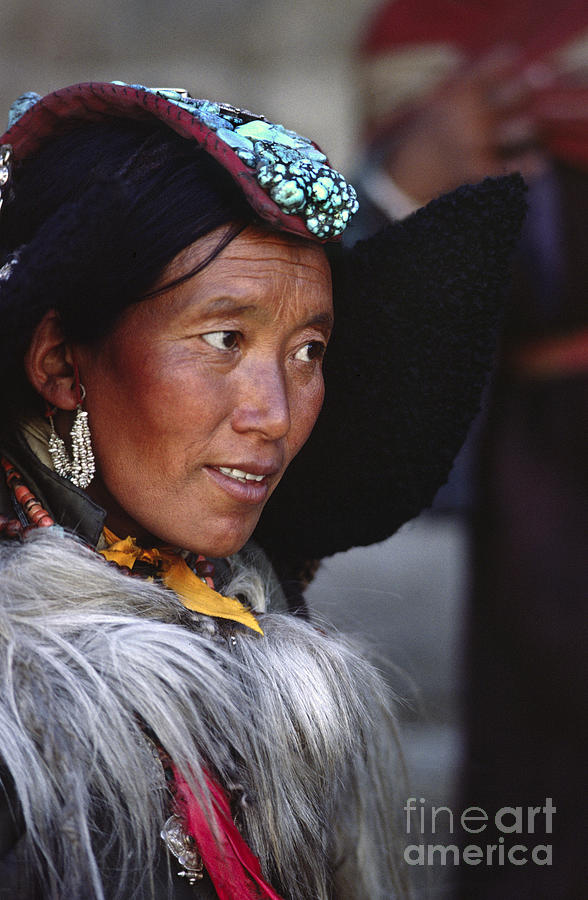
[386,47,550,204]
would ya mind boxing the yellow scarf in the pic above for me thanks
[100,527,263,635]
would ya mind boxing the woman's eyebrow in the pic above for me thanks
[199,297,257,316]
[194,299,333,331]
[305,312,334,331]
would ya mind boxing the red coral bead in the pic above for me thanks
[37,516,55,527]
[14,484,33,504]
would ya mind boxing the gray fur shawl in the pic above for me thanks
[0,529,405,899]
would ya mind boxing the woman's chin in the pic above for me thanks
[192,534,250,559]
[153,515,260,560]
[97,487,263,558]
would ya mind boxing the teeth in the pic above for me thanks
[218,466,265,483]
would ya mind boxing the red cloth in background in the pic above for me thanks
[360,0,588,170]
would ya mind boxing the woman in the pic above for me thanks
[0,82,525,899]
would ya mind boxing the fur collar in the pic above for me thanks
[0,530,405,899]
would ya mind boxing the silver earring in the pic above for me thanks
[48,385,95,489]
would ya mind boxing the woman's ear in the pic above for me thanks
[24,310,78,411]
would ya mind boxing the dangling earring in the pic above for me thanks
[47,369,95,489]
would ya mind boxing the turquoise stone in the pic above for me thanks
[151,88,190,101]
[173,99,201,114]
[236,120,306,150]
[255,145,279,165]
[311,176,334,202]
[312,183,328,202]
[271,146,300,165]
[199,111,231,130]
[305,146,328,163]
[216,128,254,153]
[236,150,256,167]
[7,92,41,129]
[257,165,277,188]
[235,120,276,142]
[198,100,221,116]
[271,180,306,211]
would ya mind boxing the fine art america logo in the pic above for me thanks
[403,797,555,866]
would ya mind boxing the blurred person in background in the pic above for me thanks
[352,1,588,897]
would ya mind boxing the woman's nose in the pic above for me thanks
[231,362,291,440]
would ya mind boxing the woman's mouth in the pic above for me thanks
[205,464,277,504]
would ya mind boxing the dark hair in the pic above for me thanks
[0,118,255,430]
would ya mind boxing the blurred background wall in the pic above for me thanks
[0,0,375,170]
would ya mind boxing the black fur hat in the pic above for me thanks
[258,175,527,570]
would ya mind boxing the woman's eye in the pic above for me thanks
[294,341,326,362]
[201,331,238,350]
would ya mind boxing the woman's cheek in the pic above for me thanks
[291,375,325,455]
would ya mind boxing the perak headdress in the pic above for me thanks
[0,81,358,242]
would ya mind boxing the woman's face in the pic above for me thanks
[75,226,333,557]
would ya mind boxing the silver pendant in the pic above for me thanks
[161,813,204,885]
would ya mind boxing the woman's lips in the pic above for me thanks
[204,465,275,504]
